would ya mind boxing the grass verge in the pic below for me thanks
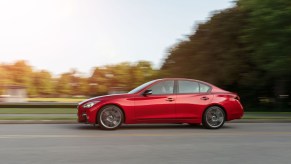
[0,108,76,114]
[0,117,75,120]
[27,98,86,103]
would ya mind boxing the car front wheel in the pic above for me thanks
[97,105,124,130]
[202,106,225,129]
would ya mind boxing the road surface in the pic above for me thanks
[0,123,290,164]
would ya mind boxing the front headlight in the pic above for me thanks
[82,101,100,108]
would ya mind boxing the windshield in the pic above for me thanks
[128,80,158,94]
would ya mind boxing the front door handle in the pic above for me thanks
[200,96,209,100]
[166,98,174,102]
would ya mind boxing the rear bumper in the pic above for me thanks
[229,112,244,120]
[227,100,244,121]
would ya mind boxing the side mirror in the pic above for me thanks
[143,90,152,96]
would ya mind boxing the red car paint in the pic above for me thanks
[77,78,243,125]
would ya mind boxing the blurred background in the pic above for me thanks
[0,0,290,117]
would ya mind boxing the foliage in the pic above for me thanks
[1,0,291,111]
[162,7,249,89]
[0,60,157,97]
[161,0,291,110]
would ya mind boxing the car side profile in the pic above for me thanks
[78,78,244,130]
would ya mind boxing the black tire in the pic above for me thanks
[202,106,225,129]
[97,105,124,130]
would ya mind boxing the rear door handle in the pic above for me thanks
[166,98,174,102]
[200,96,209,100]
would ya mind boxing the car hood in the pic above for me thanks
[78,93,132,105]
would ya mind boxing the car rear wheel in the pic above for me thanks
[202,106,225,129]
[97,105,124,130]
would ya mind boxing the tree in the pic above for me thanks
[130,61,157,88]
[0,66,8,94]
[161,0,291,110]
[240,0,291,97]
[78,77,89,96]
[89,67,108,95]
[33,70,54,96]
[162,7,250,89]
[55,73,72,96]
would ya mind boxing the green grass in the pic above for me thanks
[27,98,86,103]
[0,117,76,120]
[0,108,77,120]
[0,116,290,121]
[0,108,76,114]
[243,117,291,119]
[245,112,291,114]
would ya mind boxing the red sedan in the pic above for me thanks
[78,78,244,130]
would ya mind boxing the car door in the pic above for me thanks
[134,80,176,122]
[175,80,213,120]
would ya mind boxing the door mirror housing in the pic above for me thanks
[143,90,153,96]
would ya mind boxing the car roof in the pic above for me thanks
[158,78,210,84]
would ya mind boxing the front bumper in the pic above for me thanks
[77,105,88,123]
[78,113,88,123]
[77,103,101,124]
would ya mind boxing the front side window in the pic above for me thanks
[178,80,199,94]
[128,80,158,94]
[148,80,174,95]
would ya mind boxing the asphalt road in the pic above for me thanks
[0,123,290,164]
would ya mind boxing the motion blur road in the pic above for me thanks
[0,123,290,164]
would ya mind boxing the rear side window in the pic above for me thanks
[199,83,210,93]
[178,81,199,94]
[178,80,211,94]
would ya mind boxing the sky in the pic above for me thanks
[0,0,234,75]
